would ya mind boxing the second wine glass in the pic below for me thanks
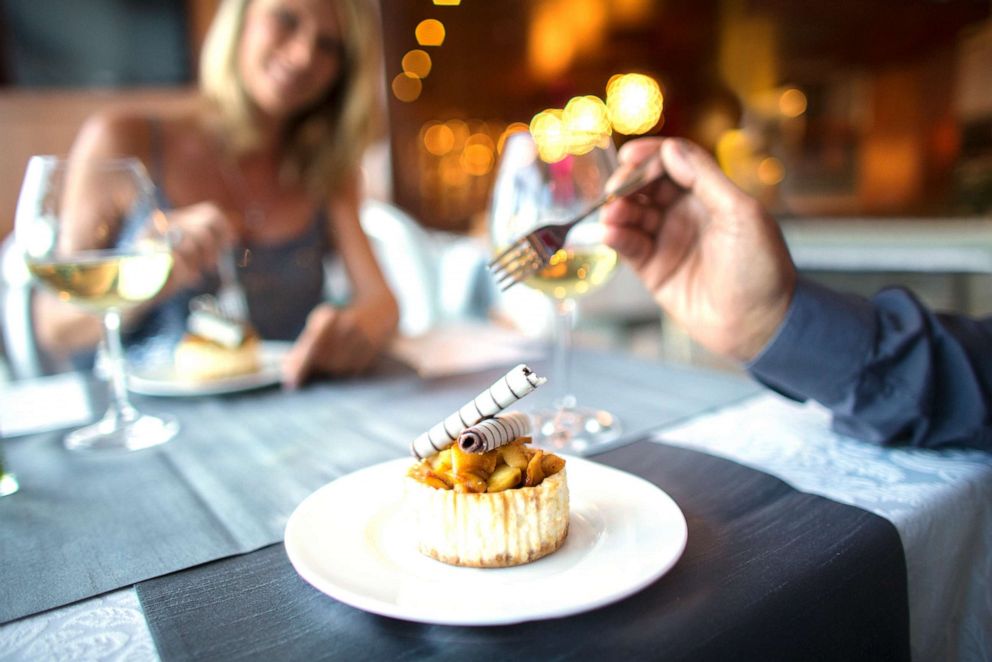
[16,156,178,452]
[490,130,621,454]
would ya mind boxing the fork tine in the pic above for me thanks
[496,259,534,287]
[488,240,536,277]
[494,238,539,268]
[496,252,544,291]
[488,238,529,269]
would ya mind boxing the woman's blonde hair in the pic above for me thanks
[199,0,385,198]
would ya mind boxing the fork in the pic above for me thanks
[215,248,249,320]
[189,248,249,322]
[488,155,666,291]
[187,249,250,347]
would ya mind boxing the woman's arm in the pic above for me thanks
[33,111,233,358]
[282,174,399,386]
[32,111,148,355]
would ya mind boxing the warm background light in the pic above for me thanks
[606,73,664,135]
[391,72,422,102]
[527,2,576,81]
[530,109,567,163]
[461,133,496,176]
[716,129,758,190]
[422,122,455,156]
[402,49,432,78]
[433,0,461,4]
[415,19,446,46]
[757,156,785,185]
[778,88,807,118]
[562,95,611,154]
[373,0,986,233]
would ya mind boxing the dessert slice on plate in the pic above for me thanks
[174,307,260,381]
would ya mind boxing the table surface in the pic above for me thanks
[1,347,990,661]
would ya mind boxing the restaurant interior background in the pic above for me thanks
[1,0,991,375]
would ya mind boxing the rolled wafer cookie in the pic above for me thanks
[410,364,546,459]
[457,411,531,454]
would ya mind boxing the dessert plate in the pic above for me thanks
[284,455,687,625]
[127,341,291,397]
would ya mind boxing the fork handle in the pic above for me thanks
[605,154,666,203]
[563,156,666,231]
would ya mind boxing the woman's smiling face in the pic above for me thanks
[237,0,344,121]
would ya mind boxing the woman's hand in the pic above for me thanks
[164,202,235,293]
[281,303,392,387]
[602,137,796,362]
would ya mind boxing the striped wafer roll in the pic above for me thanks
[457,411,531,454]
[410,364,546,459]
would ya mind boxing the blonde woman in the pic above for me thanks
[34,0,399,386]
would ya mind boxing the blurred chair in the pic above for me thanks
[358,200,440,336]
[357,200,499,336]
[0,237,48,380]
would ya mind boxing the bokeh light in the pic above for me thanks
[391,73,422,102]
[422,122,455,156]
[606,73,664,135]
[440,153,468,187]
[528,2,577,81]
[402,49,432,78]
[529,109,568,163]
[461,133,496,176]
[416,19,446,46]
[433,0,461,4]
[716,129,757,189]
[757,156,785,185]
[562,95,612,154]
[778,88,807,118]
[444,119,470,149]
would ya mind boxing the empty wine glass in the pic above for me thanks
[489,130,622,453]
[15,156,178,451]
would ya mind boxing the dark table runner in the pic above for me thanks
[138,441,910,661]
[0,350,759,624]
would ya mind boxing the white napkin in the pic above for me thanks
[0,372,95,438]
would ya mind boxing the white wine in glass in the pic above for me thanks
[16,156,178,452]
[490,130,621,453]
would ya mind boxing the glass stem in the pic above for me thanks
[552,297,577,410]
[103,310,138,424]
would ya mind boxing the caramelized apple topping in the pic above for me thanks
[407,437,564,493]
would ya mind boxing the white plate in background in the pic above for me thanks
[127,341,290,397]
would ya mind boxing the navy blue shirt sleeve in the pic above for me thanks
[746,277,992,450]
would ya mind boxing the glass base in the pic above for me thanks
[531,406,622,455]
[64,411,178,452]
[0,472,18,497]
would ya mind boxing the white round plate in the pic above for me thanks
[284,455,687,626]
[127,341,290,397]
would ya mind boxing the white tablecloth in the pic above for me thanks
[658,392,992,662]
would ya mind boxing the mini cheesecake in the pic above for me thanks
[405,444,569,568]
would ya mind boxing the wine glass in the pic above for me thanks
[15,155,178,452]
[489,130,621,453]
[0,447,18,497]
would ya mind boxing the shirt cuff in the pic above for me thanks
[746,277,876,407]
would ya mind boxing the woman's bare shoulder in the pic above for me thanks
[72,106,203,162]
